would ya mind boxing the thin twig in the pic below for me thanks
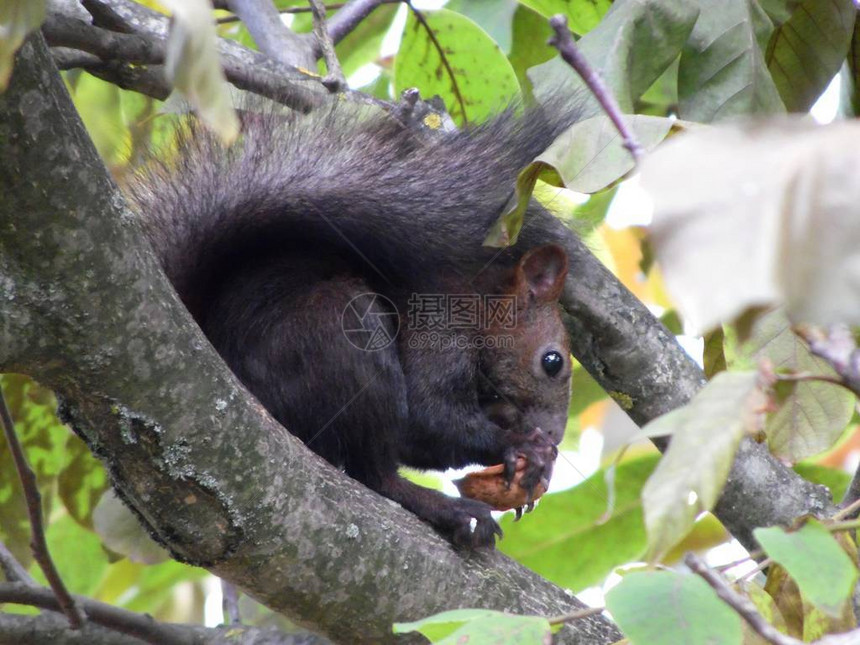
[547,606,605,625]
[795,325,860,396]
[835,495,860,520]
[738,557,772,582]
[713,549,764,573]
[0,540,36,586]
[0,582,194,645]
[221,578,241,625]
[309,0,346,90]
[0,386,85,628]
[685,553,802,645]
[776,371,857,394]
[217,3,351,21]
[405,0,467,123]
[547,14,642,161]
[828,519,860,533]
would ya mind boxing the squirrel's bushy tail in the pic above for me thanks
[129,100,579,313]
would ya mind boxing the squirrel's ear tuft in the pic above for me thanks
[517,244,568,303]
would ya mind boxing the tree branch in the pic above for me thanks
[555,235,836,550]
[0,387,84,628]
[225,0,314,69]
[0,33,622,644]
[0,540,35,586]
[547,14,642,161]
[309,0,346,90]
[326,0,388,46]
[49,0,325,112]
[0,584,325,645]
[685,553,801,645]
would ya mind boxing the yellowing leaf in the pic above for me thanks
[161,0,239,143]
[643,120,860,334]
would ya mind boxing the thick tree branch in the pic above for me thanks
[0,584,325,645]
[52,49,172,100]
[556,237,836,550]
[326,0,387,46]
[225,0,314,69]
[48,0,325,112]
[0,34,621,644]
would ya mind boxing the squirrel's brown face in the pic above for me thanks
[478,244,572,444]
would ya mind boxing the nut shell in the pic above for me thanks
[453,457,548,512]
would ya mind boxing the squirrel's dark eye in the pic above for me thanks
[542,351,564,377]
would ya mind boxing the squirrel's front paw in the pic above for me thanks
[503,428,558,502]
[448,497,502,549]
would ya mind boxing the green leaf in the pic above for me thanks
[0,0,46,89]
[394,608,551,644]
[500,455,658,591]
[68,73,129,167]
[446,0,519,53]
[0,375,70,568]
[394,9,520,125]
[703,327,727,379]
[58,436,109,530]
[121,559,207,615]
[508,5,556,99]
[839,12,860,117]
[517,0,611,35]
[491,115,679,243]
[536,114,676,194]
[741,309,855,460]
[679,0,785,121]
[606,570,743,645]
[739,580,790,643]
[642,371,765,561]
[792,463,850,504]
[754,520,858,617]
[568,364,610,419]
[160,0,239,142]
[30,514,109,597]
[568,186,617,235]
[766,0,856,112]
[530,0,699,118]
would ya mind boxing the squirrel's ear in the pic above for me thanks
[516,244,568,303]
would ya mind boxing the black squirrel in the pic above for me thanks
[131,102,576,548]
